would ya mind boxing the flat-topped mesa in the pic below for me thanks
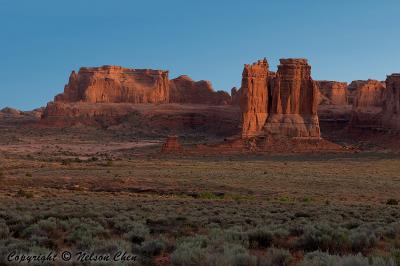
[240,58,269,137]
[55,65,170,104]
[382,74,400,130]
[349,79,386,128]
[317,81,348,105]
[169,75,231,105]
[264,58,320,138]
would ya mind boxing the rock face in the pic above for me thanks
[382,74,400,130]
[169,75,230,105]
[350,80,386,128]
[264,59,320,138]
[55,66,170,104]
[240,58,269,137]
[317,81,348,105]
[161,136,183,153]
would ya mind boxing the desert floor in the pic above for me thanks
[0,125,400,265]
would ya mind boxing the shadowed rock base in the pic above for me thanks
[263,114,320,138]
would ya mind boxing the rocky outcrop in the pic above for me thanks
[240,58,269,137]
[382,74,400,130]
[231,87,241,106]
[55,66,170,104]
[161,136,183,153]
[317,81,348,105]
[350,80,385,128]
[169,75,231,105]
[264,59,320,138]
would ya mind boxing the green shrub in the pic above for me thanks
[198,191,224,200]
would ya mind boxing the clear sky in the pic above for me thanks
[1,0,399,110]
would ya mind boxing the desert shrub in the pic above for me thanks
[220,227,249,248]
[90,238,131,254]
[16,189,34,198]
[296,224,351,253]
[349,229,377,252]
[66,220,109,249]
[6,213,34,236]
[171,235,209,266]
[248,228,273,248]
[390,249,400,266]
[140,239,167,257]
[0,238,31,264]
[122,222,150,244]
[25,172,32,177]
[171,239,257,266]
[387,199,399,205]
[209,244,256,266]
[300,251,396,266]
[21,218,60,249]
[0,222,10,239]
[258,247,292,266]
[0,170,4,180]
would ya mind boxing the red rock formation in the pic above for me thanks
[264,59,320,138]
[240,58,269,137]
[231,87,241,106]
[169,75,231,105]
[350,80,385,128]
[382,74,400,130]
[317,81,348,105]
[55,65,170,104]
[161,136,183,153]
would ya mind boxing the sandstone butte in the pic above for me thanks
[382,74,400,130]
[349,79,386,128]
[239,58,269,137]
[54,65,231,105]
[240,58,320,139]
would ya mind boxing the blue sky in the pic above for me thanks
[1,0,399,110]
